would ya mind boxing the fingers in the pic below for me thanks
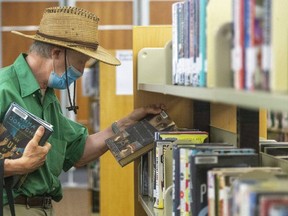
[144,103,166,114]
[31,126,45,145]
[42,142,52,152]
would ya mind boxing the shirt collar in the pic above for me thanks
[13,53,41,98]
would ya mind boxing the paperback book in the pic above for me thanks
[105,110,177,167]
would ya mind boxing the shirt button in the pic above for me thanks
[52,187,56,191]
[33,94,36,97]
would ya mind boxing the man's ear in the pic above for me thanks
[51,47,64,59]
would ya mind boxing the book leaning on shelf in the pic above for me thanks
[105,110,177,167]
[0,102,53,187]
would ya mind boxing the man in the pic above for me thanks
[0,6,165,215]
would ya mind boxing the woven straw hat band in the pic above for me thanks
[38,7,99,50]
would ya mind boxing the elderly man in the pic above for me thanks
[0,6,164,216]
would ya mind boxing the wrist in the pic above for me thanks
[111,121,120,134]
[4,158,25,177]
[111,118,134,134]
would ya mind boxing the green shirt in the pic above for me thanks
[0,54,88,203]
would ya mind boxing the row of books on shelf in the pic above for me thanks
[171,0,282,92]
[104,110,288,215]
[139,131,288,216]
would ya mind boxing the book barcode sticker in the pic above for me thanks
[195,156,218,164]
[12,107,28,120]
[160,111,168,119]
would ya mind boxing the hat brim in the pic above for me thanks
[11,31,121,66]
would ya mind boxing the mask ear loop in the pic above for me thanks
[65,49,79,114]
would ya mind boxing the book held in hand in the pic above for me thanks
[105,110,177,167]
[0,102,53,160]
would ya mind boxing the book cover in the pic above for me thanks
[267,204,288,216]
[236,177,288,216]
[0,102,53,188]
[189,148,259,216]
[0,102,53,160]
[105,110,177,167]
[260,142,288,152]
[172,142,232,216]
[231,170,288,216]
[264,146,288,156]
[172,142,207,216]
[207,167,283,216]
[259,194,288,216]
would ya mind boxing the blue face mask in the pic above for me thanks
[47,65,82,89]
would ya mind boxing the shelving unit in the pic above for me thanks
[132,1,288,214]
[138,84,288,112]
[132,25,269,216]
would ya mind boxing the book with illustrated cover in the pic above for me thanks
[0,102,53,160]
[105,110,177,167]
[0,102,53,187]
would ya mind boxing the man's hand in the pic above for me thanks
[4,126,51,176]
[117,104,166,130]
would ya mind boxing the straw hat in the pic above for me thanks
[12,6,121,66]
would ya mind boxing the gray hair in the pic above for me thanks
[28,41,60,58]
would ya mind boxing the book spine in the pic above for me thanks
[179,148,187,214]
[178,2,185,85]
[172,146,180,216]
[184,148,191,215]
[184,0,190,86]
[244,0,253,90]
[199,0,208,87]
[191,0,201,87]
[172,2,180,85]
[148,150,154,198]
[232,0,245,90]
[207,170,216,216]
[261,0,271,91]
[188,0,194,87]
[154,144,164,208]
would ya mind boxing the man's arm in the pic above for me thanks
[74,104,166,167]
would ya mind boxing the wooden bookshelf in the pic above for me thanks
[132,1,288,215]
[132,25,269,216]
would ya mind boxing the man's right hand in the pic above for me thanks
[4,126,51,177]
